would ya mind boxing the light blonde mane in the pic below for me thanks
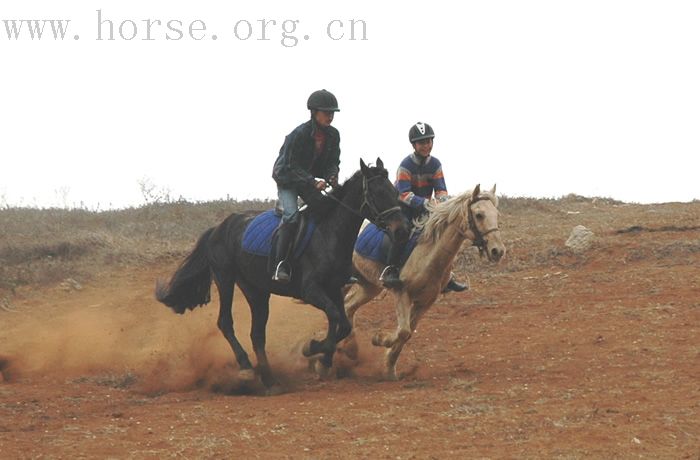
[414,188,498,245]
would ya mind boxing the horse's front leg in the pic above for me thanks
[301,282,343,371]
[371,291,423,380]
[330,288,351,343]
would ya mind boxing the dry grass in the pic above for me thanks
[0,199,274,298]
[1,195,698,302]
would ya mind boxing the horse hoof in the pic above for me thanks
[333,353,359,378]
[338,337,359,362]
[385,372,400,382]
[265,384,285,396]
[302,342,313,357]
[302,341,322,358]
[238,369,256,382]
[335,365,355,379]
[314,360,333,380]
[307,357,318,372]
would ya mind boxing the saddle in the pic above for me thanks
[355,223,420,265]
[241,209,316,262]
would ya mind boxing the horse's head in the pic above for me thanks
[359,158,409,243]
[469,184,505,262]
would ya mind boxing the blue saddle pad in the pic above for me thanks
[241,210,316,258]
[355,223,419,265]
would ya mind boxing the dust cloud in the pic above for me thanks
[1,287,331,394]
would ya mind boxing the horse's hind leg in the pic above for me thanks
[339,282,383,362]
[213,268,255,381]
[238,280,278,390]
[345,282,383,329]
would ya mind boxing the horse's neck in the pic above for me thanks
[326,186,365,251]
[415,221,465,271]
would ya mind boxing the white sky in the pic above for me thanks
[1,1,699,208]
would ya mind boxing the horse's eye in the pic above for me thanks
[476,213,484,220]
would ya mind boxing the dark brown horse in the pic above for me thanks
[155,159,408,391]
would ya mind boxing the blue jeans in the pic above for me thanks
[277,188,299,223]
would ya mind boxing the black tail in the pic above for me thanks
[156,227,215,314]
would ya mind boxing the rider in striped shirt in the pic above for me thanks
[380,122,468,293]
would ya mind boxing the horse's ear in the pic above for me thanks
[376,157,384,170]
[360,158,369,176]
[472,184,481,200]
[490,184,497,195]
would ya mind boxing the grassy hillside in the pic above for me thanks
[0,199,274,299]
[2,195,698,306]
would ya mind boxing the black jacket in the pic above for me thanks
[272,119,340,189]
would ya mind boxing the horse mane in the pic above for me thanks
[415,187,498,244]
[328,171,360,201]
[309,164,389,219]
[330,164,389,200]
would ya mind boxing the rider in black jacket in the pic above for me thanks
[270,89,341,282]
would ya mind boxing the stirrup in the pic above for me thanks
[379,265,402,289]
[272,261,291,283]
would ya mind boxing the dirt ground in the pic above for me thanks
[1,199,699,458]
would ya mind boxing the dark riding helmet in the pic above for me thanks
[307,89,340,112]
[409,122,435,143]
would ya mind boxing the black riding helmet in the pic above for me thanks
[409,122,435,143]
[307,89,340,112]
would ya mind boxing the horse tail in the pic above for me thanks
[156,227,215,314]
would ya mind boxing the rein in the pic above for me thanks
[323,174,401,231]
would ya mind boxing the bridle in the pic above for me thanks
[359,175,402,229]
[323,174,402,231]
[463,195,500,255]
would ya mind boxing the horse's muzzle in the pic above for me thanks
[489,246,505,262]
[486,233,506,262]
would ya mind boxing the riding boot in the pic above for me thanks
[345,275,359,285]
[380,237,405,289]
[442,272,469,293]
[272,221,296,283]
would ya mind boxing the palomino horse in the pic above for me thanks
[156,159,408,391]
[340,184,505,380]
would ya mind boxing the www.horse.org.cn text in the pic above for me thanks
[0,10,368,47]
